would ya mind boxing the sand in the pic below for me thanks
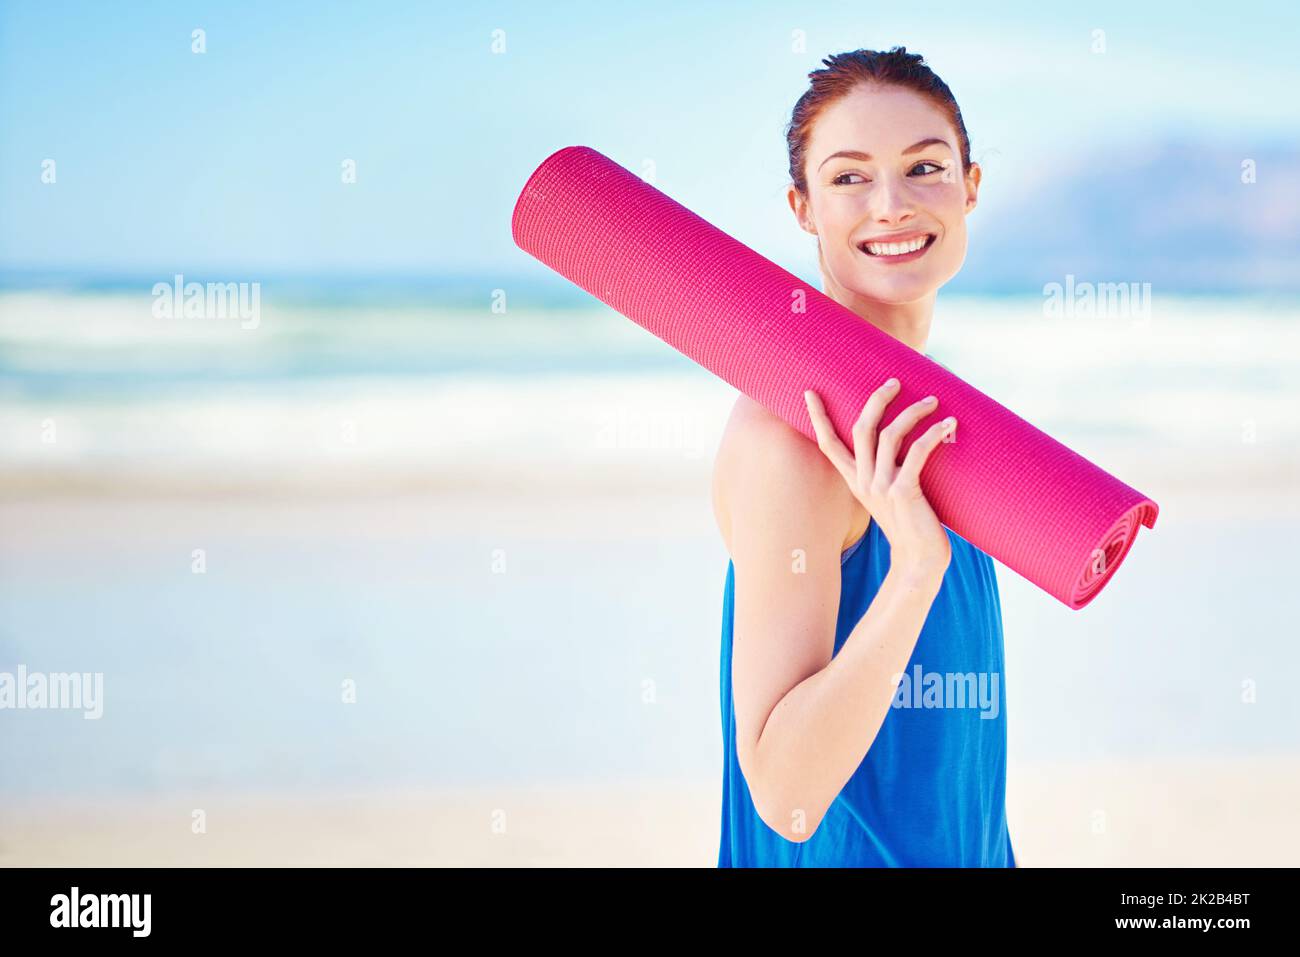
[2,754,1296,867]
[2,465,1296,867]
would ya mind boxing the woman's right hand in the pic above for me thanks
[804,377,956,578]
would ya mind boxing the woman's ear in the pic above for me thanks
[964,162,982,214]
[786,184,817,236]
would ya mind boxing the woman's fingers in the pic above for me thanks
[876,393,940,479]
[850,377,900,490]
[896,415,957,490]
[803,389,855,480]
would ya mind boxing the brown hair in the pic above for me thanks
[785,46,972,196]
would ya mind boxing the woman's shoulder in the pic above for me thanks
[712,394,860,555]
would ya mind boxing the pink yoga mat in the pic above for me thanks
[511,145,1159,609]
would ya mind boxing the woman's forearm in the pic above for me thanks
[745,561,947,842]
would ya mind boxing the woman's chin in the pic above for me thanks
[845,276,937,306]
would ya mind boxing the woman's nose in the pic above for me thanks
[869,174,916,224]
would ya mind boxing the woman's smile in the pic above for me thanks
[856,231,937,263]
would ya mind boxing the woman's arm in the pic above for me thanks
[720,381,955,843]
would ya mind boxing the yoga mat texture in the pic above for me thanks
[511,145,1159,609]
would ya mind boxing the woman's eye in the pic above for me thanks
[912,161,945,176]
[832,172,866,186]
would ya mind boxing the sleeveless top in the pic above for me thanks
[718,515,1016,867]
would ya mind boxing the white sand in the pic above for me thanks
[2,465,1296,868]
[3,755,1296,866]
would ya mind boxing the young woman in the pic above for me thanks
[713,47,1015,867]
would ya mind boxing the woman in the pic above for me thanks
[713,47,1015,866]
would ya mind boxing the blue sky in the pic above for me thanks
[2,0,1297,276]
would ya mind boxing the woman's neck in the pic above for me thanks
[821,273,936,354]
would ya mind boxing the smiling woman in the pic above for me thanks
[785,52,981,330]
[714,47,1013,867]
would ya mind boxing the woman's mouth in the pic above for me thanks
[857,233,936,264]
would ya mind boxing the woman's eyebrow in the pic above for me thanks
[818,137,953,170]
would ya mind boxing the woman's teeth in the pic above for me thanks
[861,235,931,256]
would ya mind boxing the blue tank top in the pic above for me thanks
[718,516,1016,867]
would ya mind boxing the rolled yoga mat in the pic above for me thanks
[511,145,1159,610]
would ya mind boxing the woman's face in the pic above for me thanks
[789,84,981,305]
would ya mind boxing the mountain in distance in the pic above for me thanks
[953,137,1300,295]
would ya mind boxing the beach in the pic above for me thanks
[2,758,1294,868]
[4,757,1297,867]
[2,481,1298,866]
[2,291,1298,866]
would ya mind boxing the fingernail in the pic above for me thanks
[886,378,898,388]
[945,417,957,427]
[922,395,936,404]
